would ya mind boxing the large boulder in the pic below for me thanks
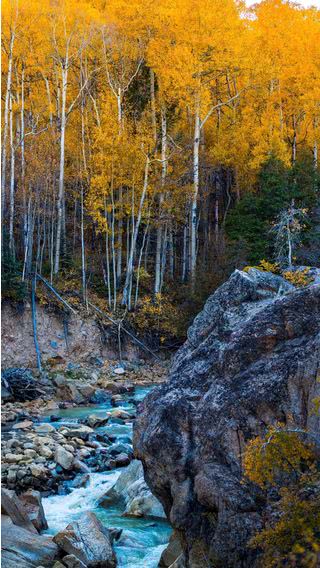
[1,488,37,533]
[1,515,58,567]
[134,269,320,567]
[19,490,48,532]
[53,511,116,567]
[100,459,166,518]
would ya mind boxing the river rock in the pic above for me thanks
[24,449,37,458]
[134,268,320,567]
[34,423,56,434]
[89,389,110,404]
[62,425,94,441]
[1,515,58,567]
[53,511,116,567]
[77,384,96,400]
[1,488,38,533]
[39,446,53,459]
[113,367,125,375]
[19,490,48,532]
[114,453,131,468]
[63,555,87,568]
[5,453,24,463]
[107,409,131,420]
[86,414,109,428]
[100,459,165,518]
[55,445,74,470]
[12,420,33,430]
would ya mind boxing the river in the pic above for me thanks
[41,386,172,567]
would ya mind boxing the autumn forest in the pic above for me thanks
[2,0,320,343]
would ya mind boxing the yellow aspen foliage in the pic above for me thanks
[244,424,320,567]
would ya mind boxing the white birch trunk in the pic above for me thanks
[190,101,200,284]
[9,94,15,255]
[1,29,15,212]
[80,184,86,303]
[122,156,150,309]
[54,61,68,274]
[154,108,167,294]
[150,69,157,144]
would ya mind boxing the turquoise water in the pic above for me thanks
[42,386,171,567]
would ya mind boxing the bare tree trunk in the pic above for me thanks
[27,203,36,276]
[117,186,123,283]
[22,196,32,281]
[150,69,157,144]
[54,61,68,274]
[292,115,297,166]
[20,66,28,251]
[9,94,15,255]
[39,197,47,275]
[154,108,167,294]
[182,218,188,282]
[2,28,15,213]
[110,170,117,310]
[104,203,111,308]
[122,155,150,309]
[190,101,200,285]
[134,211,150,307]
[160,223,168,293]
[80,184,86,303]
[168,224,174,279]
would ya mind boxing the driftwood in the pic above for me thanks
[1,368,45,402]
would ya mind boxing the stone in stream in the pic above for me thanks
[55,445,74,470]
[100,459,166,519]
[19,490,48,532]
[34,423,56,434]
[53,511,116,568]
[1,515,58,568]
[1,488,38,533]
[114,453,131,467]
[62,425,94,441]
[108,442,133,457]
[86,414,109,428]
[107,409,131,420]
[12,420,33,430]
[89,389,110,404]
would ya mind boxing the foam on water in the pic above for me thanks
[43,470,121,534]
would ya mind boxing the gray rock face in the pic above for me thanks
[1,515,58,567]
[53,512,116,567]
[134,269,320,567]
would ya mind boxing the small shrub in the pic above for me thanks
[282,268,313,287]
[243,259,280,274]
[130,293,182,346]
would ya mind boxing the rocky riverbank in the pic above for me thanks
[1,362,167,494]
[1,383,173,568]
